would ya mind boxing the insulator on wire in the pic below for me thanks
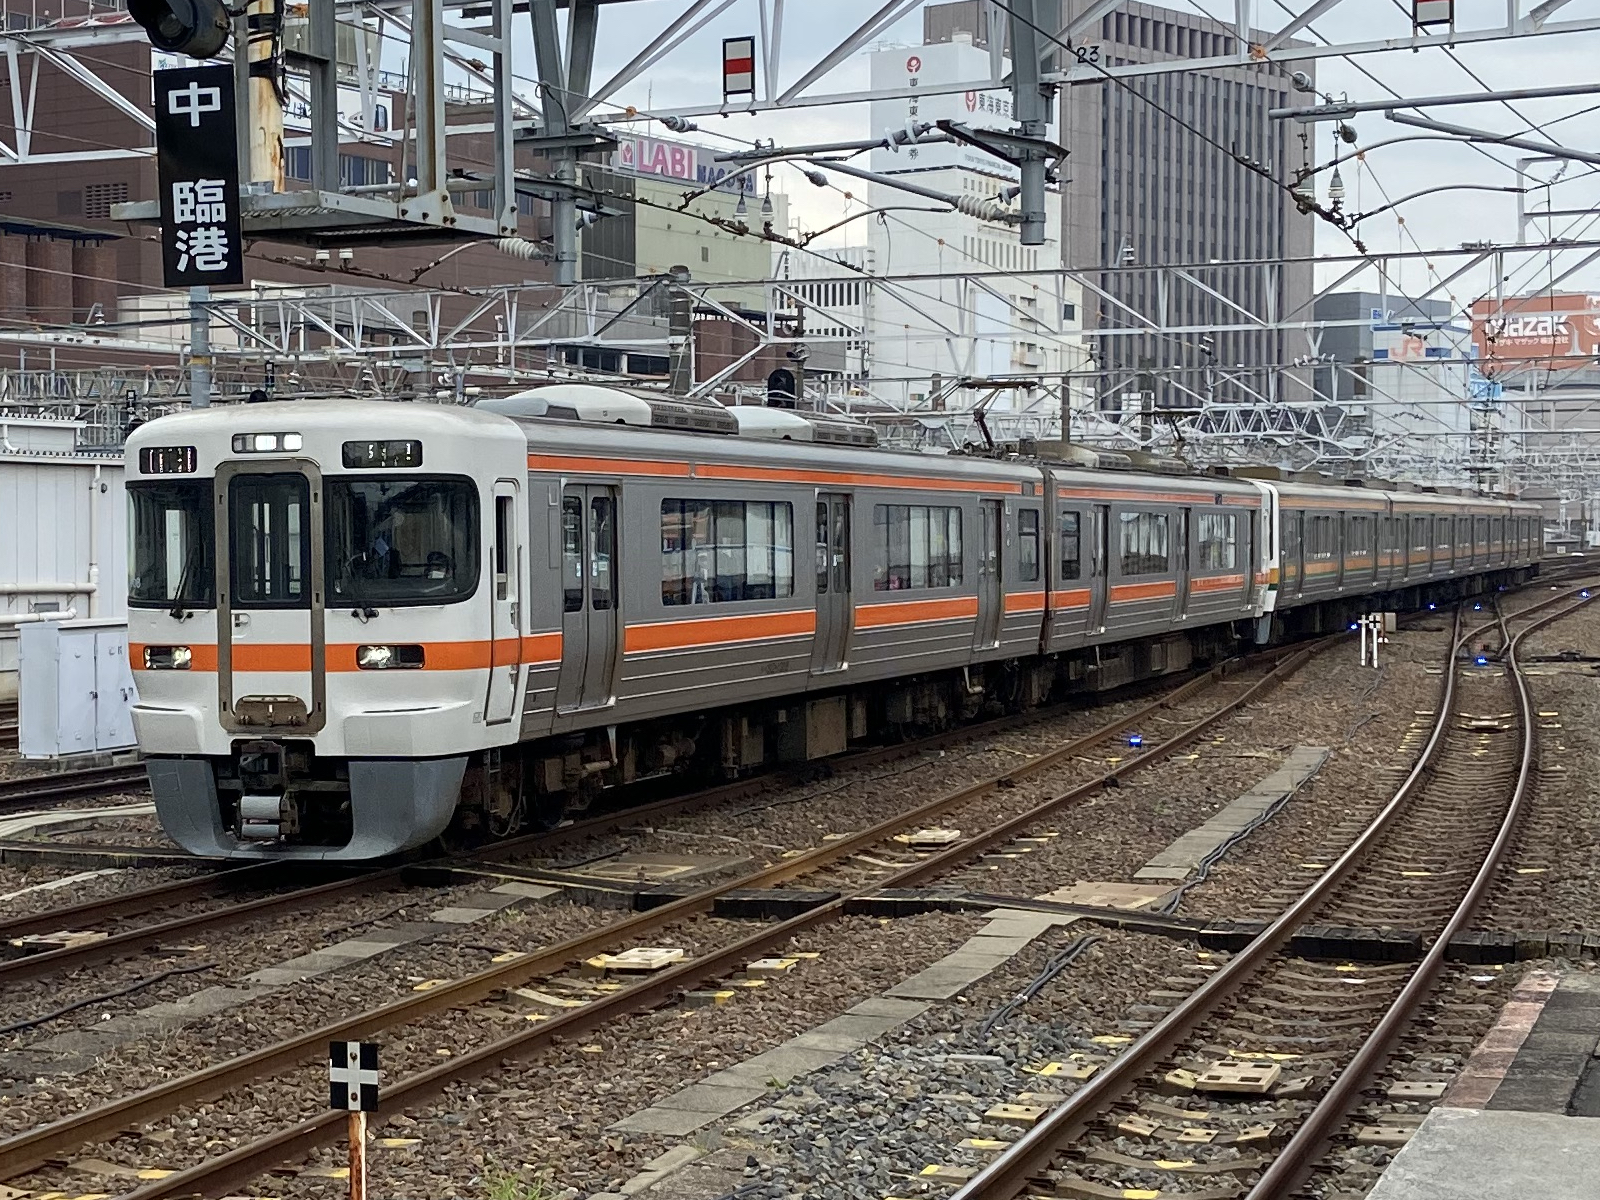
[493,238,545,260]
[952,194,1017,223]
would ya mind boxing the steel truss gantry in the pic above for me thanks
[1,233,1596,492]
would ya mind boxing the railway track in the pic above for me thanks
[0,634,1311,987]
[0,763,149,816]
[0,635,1333,1195]
[939,590,1587,1200]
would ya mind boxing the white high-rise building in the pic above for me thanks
[861,36,1087,430]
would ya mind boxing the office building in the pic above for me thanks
[924,2,1318,408]
[861,36,1087,417]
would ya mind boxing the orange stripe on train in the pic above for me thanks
[1003,591,1047,614]
[1190,574,1246,593]
[625,609,815,653]
[697,463,1022,494]
[529,453,690,477]
[1109,580,1177,602]
[130,636,565,673]
[527,452,1023,494]
[855,595,980,627]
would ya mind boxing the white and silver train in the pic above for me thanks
[123,387,1540,860]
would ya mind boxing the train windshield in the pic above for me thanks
[325,477,479,606]
[128,481,216,608]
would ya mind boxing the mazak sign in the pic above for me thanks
[1471,293,1600,362]
[614,136,755,194]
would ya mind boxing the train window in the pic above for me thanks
[1018,510,1041,582]
[1348,516,1371,558]
[1118,511,1169,576]
[1060,511,1081,581]
[325,477,479,607]
[128,481,215,608]
[832,503,851,593]
[926,506,951,586]
[815,502,829,594]
[494,495,512,600]
[660,500,795,605]
[590,496,616,610]
[1308,515,1335,561]
[873,505,962,590]
[1410,517,1429,553]
[1195,512,1237,570]
[230,474,309,608]
[561,497,583,611]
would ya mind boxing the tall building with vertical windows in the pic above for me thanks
[924,2,1317,410]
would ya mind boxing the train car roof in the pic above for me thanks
[1274,477,1523,513]
[513,413,1035,480]
[511,414,1272,499]
[125,398,525,446]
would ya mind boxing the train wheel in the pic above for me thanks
[526,789,568,831]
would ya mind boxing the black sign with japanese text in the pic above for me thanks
[154,65,244,288]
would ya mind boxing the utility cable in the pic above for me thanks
[0,961,217,1038]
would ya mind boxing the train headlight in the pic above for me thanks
[231,432,304,454]
[143,645,192,670]
[356,644,424,669]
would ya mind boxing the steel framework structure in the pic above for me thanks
[3,0,1600,501]
[3,234,1600,491]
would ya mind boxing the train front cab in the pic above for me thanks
[126,403,530,861]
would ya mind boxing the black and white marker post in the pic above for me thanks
[329,1041,379,1200]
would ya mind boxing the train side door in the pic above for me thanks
[1244,508,1259,601]
[973,499,1003,650]
[485,480,522,725]
[1173,506,1191,619]
[1289,512,1305,598]
[555,484,618,713]
[1087,504,1110,632]
[1336,512,1347,589]
[811,493,851,674]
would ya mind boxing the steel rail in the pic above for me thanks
[4,640,1327,1192]
[954,590,1595,1200]
[470,659,1240,863]
[0,866,405,985]
[947,609,1469,1200]
[0,863,279,941]
[0,653,1250,979]
[1243,591,1594,1198]
[0,652,1269,990]
[1491,579,1600,638]
[0,764,149,814]
[0,698,1110,945]
[1457,579,1597,660]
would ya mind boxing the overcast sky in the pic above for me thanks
[497,1,1600,305]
